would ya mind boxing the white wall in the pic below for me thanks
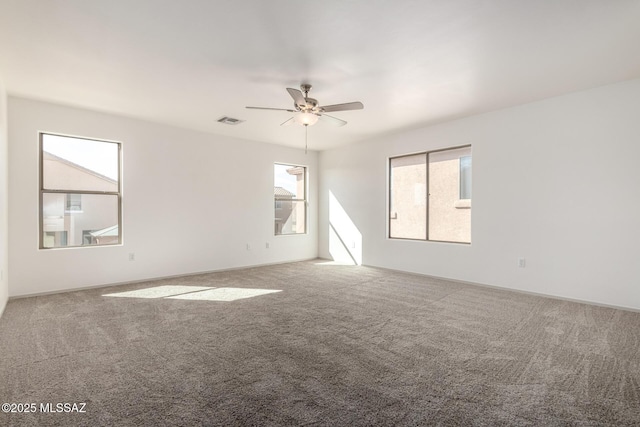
[0,78,8,315]
[319,78,640,310]
[8,97,318,297]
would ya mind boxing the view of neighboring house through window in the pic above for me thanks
[65,193,82,212]
[274,163,306,235]
[459,155,472,200]
[389,146,471,244]
[40,133,121,248]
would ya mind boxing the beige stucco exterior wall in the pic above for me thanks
[43,153,117,192]
[428,147,471,243]
[389,154,427,239]
[389,147,471,243]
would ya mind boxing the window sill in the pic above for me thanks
[454,199,471,209]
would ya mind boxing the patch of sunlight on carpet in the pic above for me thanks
[103,285,213,299]
[168,288,282,301]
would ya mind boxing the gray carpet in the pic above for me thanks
[1,260,639,426]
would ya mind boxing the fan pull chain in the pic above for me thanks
[305,124,308,154]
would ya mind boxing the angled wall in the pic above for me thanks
[319,78,640,310]
[8,98,318,297]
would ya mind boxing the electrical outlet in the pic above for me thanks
[265,242,270,249]
[246,243,251,251]
[518,257,526,268]
[129,253,135,261]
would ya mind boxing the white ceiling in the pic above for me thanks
[1,0,639,151]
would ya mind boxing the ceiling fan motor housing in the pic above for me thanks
[296,84,320,112]
[303,98,319,110]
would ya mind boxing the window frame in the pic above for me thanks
[459,155,472,200]
[274,163,308,236]
[388,144,471,244]
[39,132,123,249]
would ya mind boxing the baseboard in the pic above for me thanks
[0,295,6,318]
[364,263,640,314]
[8,257,318,300]
[10,258,639,314]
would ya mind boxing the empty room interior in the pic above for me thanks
[1,1,640,425]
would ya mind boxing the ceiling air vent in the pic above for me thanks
[217,116,244,125]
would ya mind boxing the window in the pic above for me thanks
[65,193,82,212]
[389,146,471,244]
[460,156,472,200]
[274,163,306,235]
[40,133,121,248]
[389,154,427,240]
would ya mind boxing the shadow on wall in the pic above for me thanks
[328,191,362,265]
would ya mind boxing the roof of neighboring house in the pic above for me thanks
[43,151,118,184]
[90,225,119,237]
[274,186,294,198]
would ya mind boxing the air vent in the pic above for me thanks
[217,116,244,125]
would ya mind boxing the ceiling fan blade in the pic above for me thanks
[286,88,306,108]
[246,106,297,112]
[319,114,347,127]
[280,117,295,126]
[321,101,364,113]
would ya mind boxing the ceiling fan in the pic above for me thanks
[246,84,364,128]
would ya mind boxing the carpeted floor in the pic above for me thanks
[1,260,639,426]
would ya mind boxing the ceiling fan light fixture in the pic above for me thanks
[294,112,319,126]
[246,84,363,130]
